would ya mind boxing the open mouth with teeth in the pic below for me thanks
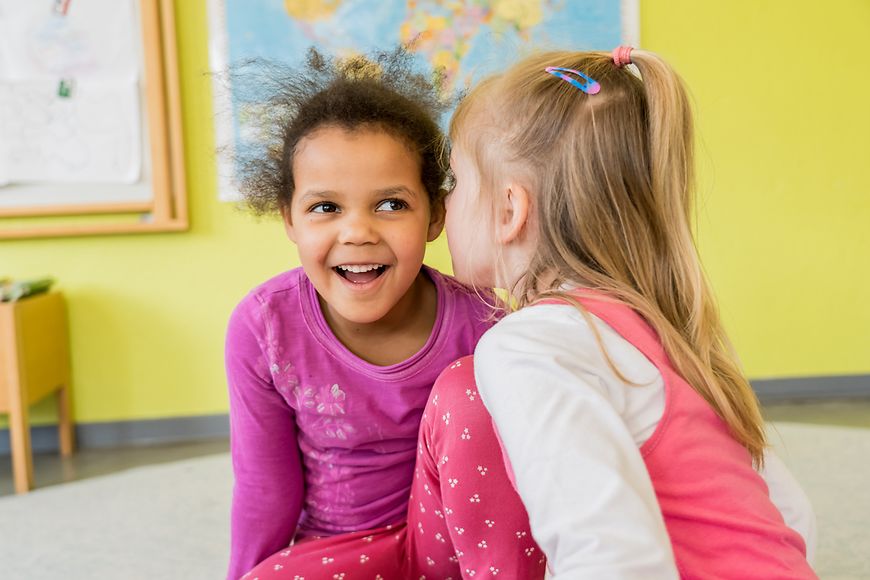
[334,264,388,284]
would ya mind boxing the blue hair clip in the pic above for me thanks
[544,66,600,95]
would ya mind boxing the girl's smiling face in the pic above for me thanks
[284,127,443,328]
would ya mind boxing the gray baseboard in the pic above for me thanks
[752,374,870,403]
[2,375,869,455]
[0,414,229,456]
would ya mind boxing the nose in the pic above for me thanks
[337,212,378,245]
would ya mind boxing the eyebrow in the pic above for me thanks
[296,190,335,206]
[376,185,419,199]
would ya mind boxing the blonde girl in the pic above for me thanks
[444,47,817,578]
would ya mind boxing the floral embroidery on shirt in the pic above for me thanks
[322,418,355,440]
[293,382,355,439]
[294,383,347,416]
[317,384,347,415]
[270,360,300,397]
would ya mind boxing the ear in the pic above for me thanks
[280,206,297,243]
[426,196,446,242]
[498,182,531,244]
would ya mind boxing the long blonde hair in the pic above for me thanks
[450,50,766,465]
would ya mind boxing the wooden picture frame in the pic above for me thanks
[0,0,187,240]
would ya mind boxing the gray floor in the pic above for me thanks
[0,438,229,497]
[1,398,869,497]
[763,398,870,429]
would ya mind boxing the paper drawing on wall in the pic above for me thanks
[0,0,141,186]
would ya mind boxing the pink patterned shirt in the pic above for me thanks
[225,266,493,578]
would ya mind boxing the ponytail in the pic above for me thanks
[629,50,767,465]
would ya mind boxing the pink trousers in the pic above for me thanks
[242,355,545,579]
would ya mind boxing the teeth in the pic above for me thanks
[337,264,383,273]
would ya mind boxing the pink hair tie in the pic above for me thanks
[612,45,634,67]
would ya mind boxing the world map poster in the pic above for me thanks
[208,0,638,200]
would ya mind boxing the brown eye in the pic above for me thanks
[310,202,339,213]
[376,199,407,212]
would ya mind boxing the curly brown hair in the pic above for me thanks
[232,47,451,216]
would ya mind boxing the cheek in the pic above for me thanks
[383,220,428,263]
[444,212,466,260]
[446,220,490,285]
[294,228,330,263]
[444,194,466,240]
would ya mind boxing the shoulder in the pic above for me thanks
[474,305,597,399]
[476,302,662,393]
[228,267,307,335]
[247,267,305,303]
[426,265,479,300]
[233,268,305,313]
[475,303,666,444]
[425,265,498,322]
[476,303,594,360]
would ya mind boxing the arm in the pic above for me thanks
[225,299,304,580]
[759,449,817,564]
[474,309,678,580]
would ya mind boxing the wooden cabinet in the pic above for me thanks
[0,292,74,493]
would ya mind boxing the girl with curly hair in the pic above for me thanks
[226,48,544,579]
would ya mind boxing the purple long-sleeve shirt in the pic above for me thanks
[225,266,493,578]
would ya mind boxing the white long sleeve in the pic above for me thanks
[474,304,816,578]
[474,305,678,579]
[759,449,818,564]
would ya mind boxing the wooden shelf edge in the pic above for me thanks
[0,218,189,240]
[0,201,154,218]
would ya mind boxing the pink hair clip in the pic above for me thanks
[612,45,634,67]
[544,67,601,95]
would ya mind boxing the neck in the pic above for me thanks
[320,271,438,366]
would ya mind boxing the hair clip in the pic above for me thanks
[544,67,600,95]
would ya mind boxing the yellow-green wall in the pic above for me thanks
[3,0,868,426]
